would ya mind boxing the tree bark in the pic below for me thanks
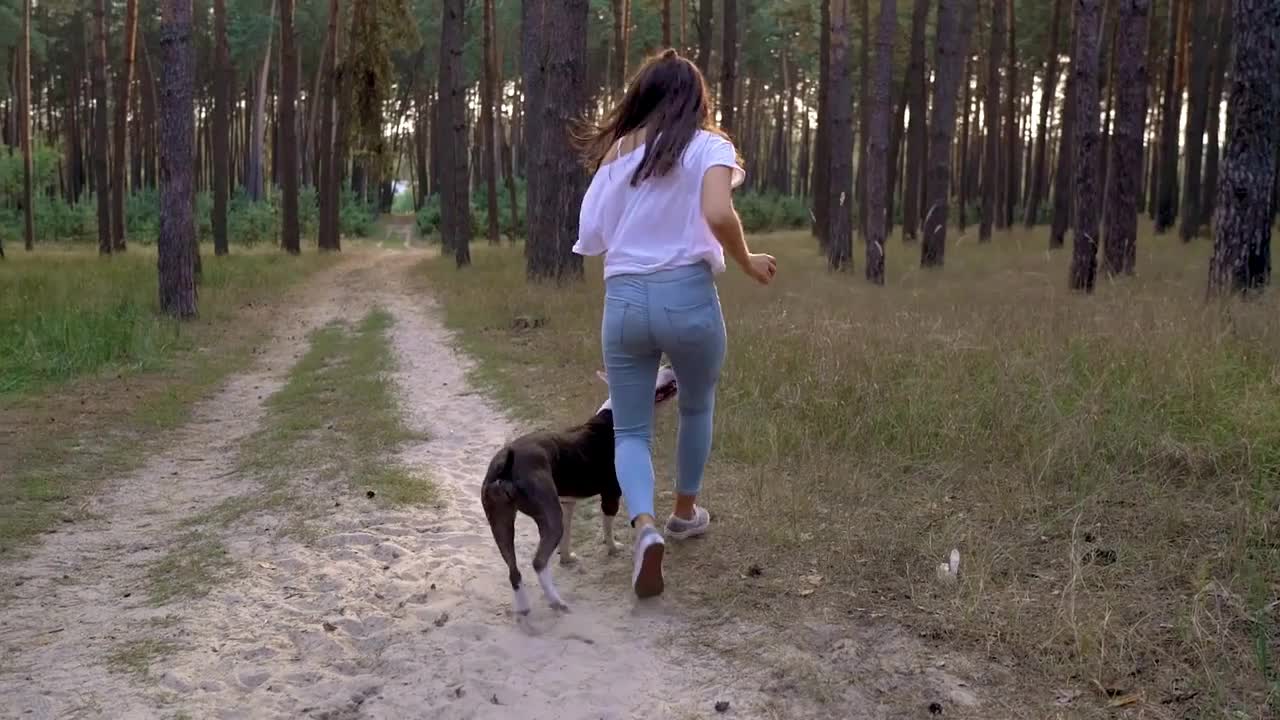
[92,0,111,255]
[696,0,713,75]
[482,0,501,243]
[158,0,198,317]
[1103,0,1150,277]
[317,0,341,251]
[812,0,832,246]
[1207,0,1278,295]
[1050,0,1078,249]
[1068,0,1103,292]
[865,0,896,284]
[957,57,973,230]
[720,0,738,135]
[1199,5,1232,228]
[855,0,870,237]
[1002,0,1019,227]
[979,0,1005,242]
[211,0,231,255]
[438,0,472,266]
[279,0,300,254]
[19,0,33,252]
[1177,0,1213,241]
[246,0,277,203]
[826,0,855,271]
[612,0,632,96]
[662,0,672,46]
[1154,0,1184,232]
[901,0,930,241]
[522,0,589,281]
[110,0,140,252]
[921,0,976,267]
[1025,0,1065,226]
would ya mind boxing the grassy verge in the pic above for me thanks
[147,307,433,603]
[0,249,338,557]
[419,226,1279,716]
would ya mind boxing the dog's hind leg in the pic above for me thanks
[558,499,579,566]
[600,493,624,555]
[482,495,530,616]
[530,506,569,612]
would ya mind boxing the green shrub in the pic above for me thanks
[339,191,376,238]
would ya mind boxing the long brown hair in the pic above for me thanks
[573,49,736,187]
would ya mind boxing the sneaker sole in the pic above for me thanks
[633,541,666,599]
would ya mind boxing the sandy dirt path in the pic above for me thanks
[1,249,999,720]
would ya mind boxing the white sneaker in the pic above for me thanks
[632,526,666,599]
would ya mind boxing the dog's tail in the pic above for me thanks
[481,447,519,506]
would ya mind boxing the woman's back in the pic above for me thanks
[574,130,744,279]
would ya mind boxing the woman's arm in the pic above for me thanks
[701,166,777,285]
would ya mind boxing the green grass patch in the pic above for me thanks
[0,249,336,558]
[419,224,1280,714]
[0,249,333,397]
[145,531,235,605]
[196,307,433,535]
[106,637,182,677]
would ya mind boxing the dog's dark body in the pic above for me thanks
[480,366,676,615]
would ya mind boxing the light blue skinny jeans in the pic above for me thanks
[602,262,727,522]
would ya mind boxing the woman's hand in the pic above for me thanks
[745,253,778,285]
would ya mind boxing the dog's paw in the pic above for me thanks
[549,601,571,613]
[559,551,580,567]
[605,540,624,556]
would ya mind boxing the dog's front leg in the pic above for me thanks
[558,499,579,566]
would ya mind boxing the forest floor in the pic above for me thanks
[0,246,1035,719]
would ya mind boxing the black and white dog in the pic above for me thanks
[481,366,678,615]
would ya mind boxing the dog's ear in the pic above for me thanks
[595,370,609,384]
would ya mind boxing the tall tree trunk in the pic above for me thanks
[826,0,855,270]
[1002,0,1018,227]
[92,0,111,255]
[481,0,500,243]
[854,0,870,238]
[612,0,632,96]
[279,0,300,254]
[1199,6,1232,228]
[865,0,896,284]
[720,0,738,135]
[211,0,231,254]
[1154,0,1183,232]
[1177,0,1213,241]
[158,0,198,317]
[522,0,589,281]
[1050,0,1078,249]
[19,0,33,252]
[140,43,159,189]
[979,0,1005,242]
[110,0,140,252]
[1207,0,1278,295]
[317,0,340,251]
[1025,0,1065,226]
[1068,0,1103,292]
[662,0,672,46]
[246,0,277,203]
[438,0,472,266]
[957,57,973,230]
[812,0,831,245]
[1103,0,1150,276]
[901,0,930,241]
[921,0,976,267]
[696,0,713,75]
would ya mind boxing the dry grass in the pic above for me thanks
[420,223,1279,717]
